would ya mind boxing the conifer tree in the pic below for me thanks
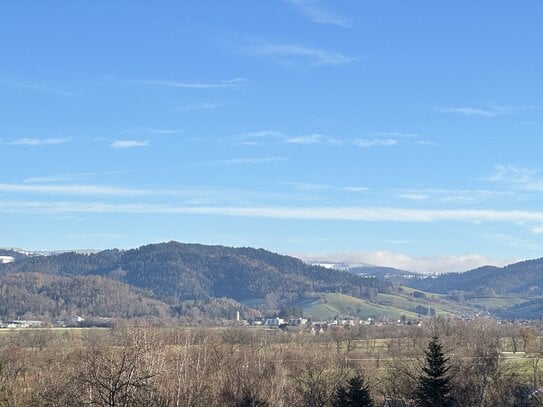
[332,374,374,407]
[416,334,453,407]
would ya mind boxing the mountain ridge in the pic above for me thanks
[0,241,391,321]
[405,257,543,296]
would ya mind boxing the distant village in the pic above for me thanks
[0,315,113,329]
[241,312,425,332]
[0,314,426,330]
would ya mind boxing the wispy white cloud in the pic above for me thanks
[355,138,398,148]
[0,183,249,202]
[1,199,542,246]
[285,134,342,145]
[341,186,370,193]
[132,78,251,89]
[6,138,71,146]
[23,173,95,184]
[124,127,183,136]
[417,140,439,147]
[355,132,437,149]
[0,183,153,196]
[246,43,355,66]
[394,188,518,204]
[235,129,433,149]
[516,121,540,127]
[488,164,543,192]
[4,80,75,96]
[173,102,221,112]
[6,202,543,225]
[370,132,419,139]
[285,182,369,193]
[284,182,333,191]
[236,130,284,139]
[439,104,533,117]
[110,140,150,149]
[234,130,285,145]
[395,193,430,201]
[23,170,129,184]
[285,0,351,27]
[295,251,515,274]
[218,157,286,165]
[234,130,342,146]
[179,156,287,169]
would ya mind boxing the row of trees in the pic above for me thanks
[0,319,542,406]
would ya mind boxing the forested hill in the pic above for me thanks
[0,241,389,304]
[0,248,31,261]
[407,257,543,296]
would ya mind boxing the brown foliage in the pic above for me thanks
[0,319,539,406]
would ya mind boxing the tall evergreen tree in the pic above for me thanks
[416,335,453,407]
[332,374,374,407]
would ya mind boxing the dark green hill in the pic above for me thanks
[406,258,543,296]
[495,298,543,320]
[0,242,390,319]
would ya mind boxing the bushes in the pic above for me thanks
[0,320,539,406]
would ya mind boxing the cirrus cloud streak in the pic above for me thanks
[246,43,355,66]
[5,138,71,146]
[4,201,543,225]
[110,140,150,149]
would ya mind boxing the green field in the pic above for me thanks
[245,288,535,320]
[295,293,419,319]
[465,295,528,309]
[295,289,492,320]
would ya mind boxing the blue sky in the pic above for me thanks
[1,1,543,272]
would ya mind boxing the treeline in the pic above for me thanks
[0,273,171,320]
[0,272,264,323]
[1,318,543,406]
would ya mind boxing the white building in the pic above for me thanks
[264,317,285,326]
[0,256,14,264]
[289,318,308,326]
[7,320,42,328]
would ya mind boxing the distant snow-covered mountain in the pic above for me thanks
[0,247,99,261]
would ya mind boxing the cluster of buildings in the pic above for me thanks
[246,316,372,329]
[241,315,424,331]
[0,320,43,328]
[0,316,87,329]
